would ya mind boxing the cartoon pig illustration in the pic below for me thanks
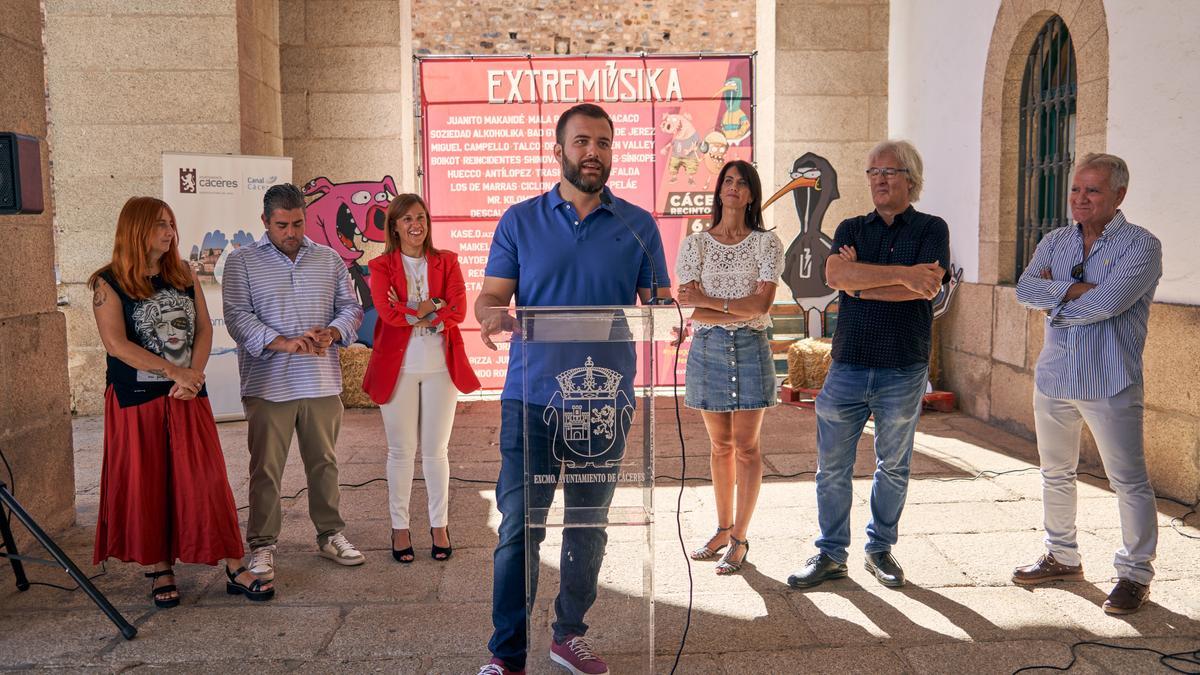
[302,175,397,309]
[659,113,703,185]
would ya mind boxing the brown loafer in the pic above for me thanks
[1103,579,1150,615]
[1012,553,1084,586]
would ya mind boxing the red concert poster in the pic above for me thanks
[420,55,754,389]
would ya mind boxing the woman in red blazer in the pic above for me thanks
[362,194,480,563]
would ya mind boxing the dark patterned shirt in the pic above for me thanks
[830,206,951,368]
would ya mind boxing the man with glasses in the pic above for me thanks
[1013,153,1162,615]
[788,140,949,590]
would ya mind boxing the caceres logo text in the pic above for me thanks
[180,168,239,193]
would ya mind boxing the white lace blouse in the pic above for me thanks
[675,229,784,331]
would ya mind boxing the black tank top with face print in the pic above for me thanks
[99,271,207,407]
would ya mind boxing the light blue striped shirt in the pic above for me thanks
[1016,211,1161,400]
[222,234,364,402]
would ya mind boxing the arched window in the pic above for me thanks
[1015,16,1076,278]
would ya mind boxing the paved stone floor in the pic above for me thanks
[1,399,1198,673]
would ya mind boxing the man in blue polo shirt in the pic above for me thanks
[474,103,670,675]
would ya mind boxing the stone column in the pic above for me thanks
[0,0,75,535]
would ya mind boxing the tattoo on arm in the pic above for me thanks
[92,286,108,307]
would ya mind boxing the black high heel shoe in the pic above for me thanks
[431,526,452,561]
[391,528,414,563]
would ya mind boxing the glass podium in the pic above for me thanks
[494,304,687,674]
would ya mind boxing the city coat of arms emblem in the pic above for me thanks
[544,356,634,469]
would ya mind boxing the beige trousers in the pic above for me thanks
[244,395,346,548]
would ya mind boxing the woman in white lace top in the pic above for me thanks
[675,160,783,575]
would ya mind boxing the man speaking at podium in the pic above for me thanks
[474,103,671,675]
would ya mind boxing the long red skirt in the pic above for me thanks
[94,387,245,566]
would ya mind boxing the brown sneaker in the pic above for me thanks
[1012,553,1084,586]
[1103,579,1150,615]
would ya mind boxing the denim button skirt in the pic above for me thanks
[684,326,777,412]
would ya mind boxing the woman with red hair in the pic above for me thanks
[90,196,272,606]
[362,194,480,563]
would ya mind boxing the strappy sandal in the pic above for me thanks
[431,526,453,561]
[226,565,274,602]
[689,525,733,561]
[392,528,415,563]
[145,568,180,609]
[715,536,750,575]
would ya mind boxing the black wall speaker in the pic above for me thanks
[0,132,44,215]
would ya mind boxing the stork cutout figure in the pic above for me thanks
[763,153,963,338]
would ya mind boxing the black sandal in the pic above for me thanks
[392,528,415,563]
[226,565,274,601]
[145,568,180,609]
[431,527,453,561]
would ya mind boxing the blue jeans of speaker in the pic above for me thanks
[487,399,621,670]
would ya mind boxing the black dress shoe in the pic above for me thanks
[865,551,905,587]
[787,553,848,589]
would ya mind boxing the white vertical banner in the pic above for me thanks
[162,152,292,421]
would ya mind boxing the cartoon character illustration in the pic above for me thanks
[543,356,634,469]
[763,153,840,337]
[659,113,703,185]
[699,131,730,189]
[717,77,752,144]
[302,175,397,309]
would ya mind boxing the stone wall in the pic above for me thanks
[0,0,75,536]
[238,0,284,155]
[411,1,754,55]
[47,1,281,414]
[279,0,407,187]
[772,0,888,259]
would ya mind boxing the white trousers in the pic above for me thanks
[379,368,458,530]
[1033,383,1157,584]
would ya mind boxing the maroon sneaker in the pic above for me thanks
[549,634,609,675]
[1012,553,1084,586]
[1103,579,1150,615]
[477,658,524,675]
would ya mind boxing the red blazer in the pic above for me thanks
[362,249,481,404]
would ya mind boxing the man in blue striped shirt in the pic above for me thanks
[1013,153,1162,615]
[224,184,366,583]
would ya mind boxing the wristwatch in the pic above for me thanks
[722,298,730,313]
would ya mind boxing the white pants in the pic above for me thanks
[1033,383,1157,584]
[379,369,458,530]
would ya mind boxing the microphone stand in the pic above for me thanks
[599,190,672,305]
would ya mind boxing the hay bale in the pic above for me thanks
[786,338,833,390]
[339,344,376,408]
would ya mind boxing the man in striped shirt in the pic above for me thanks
[224,184,366,582]
[1013,153,1162,615]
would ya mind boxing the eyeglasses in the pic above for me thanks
[865,167,910,178]
[1071,263,1086,282]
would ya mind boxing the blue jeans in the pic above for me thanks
[489,400,620,669]
[814,360,928,563]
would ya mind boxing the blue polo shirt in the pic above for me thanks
[485,185,670,404]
